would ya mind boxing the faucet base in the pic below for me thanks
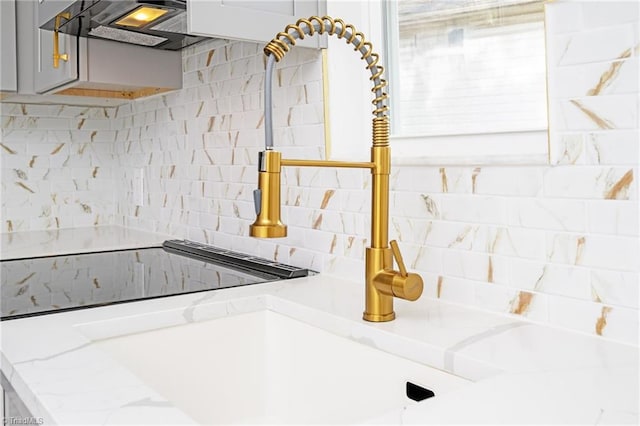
[363,311,396,322]
[364,247,396,322]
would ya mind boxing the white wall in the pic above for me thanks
[1,0,638,345]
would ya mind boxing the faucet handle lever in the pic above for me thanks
[389,240,408,277]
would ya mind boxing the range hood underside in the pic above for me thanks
[42,0,208,51]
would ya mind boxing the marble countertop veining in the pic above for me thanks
[0,226,172,260]
[1,276,638,425]
[0,228,638,425]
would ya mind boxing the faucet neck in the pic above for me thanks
[370,124,390,249]
[262,17,389,152]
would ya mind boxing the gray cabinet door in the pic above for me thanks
[35,0,78,93]
[1,0,18,92]
[35,28,79,93]
[188,0,326,48]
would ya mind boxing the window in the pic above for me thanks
[384,0,549,164]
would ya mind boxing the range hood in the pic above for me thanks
[41,0,208,50]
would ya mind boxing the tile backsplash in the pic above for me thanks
[1,1,638,345]
[1,105,118,230]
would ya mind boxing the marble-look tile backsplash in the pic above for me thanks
[1,1,638,345]
[1,105,118,230]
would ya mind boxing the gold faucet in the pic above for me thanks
[250,17,423,322]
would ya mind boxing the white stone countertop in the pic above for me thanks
[0,226,172,260]
[0,229,638,425]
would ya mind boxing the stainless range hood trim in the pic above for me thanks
[40,0,209,51]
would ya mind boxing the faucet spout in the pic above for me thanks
[250,16,423,322]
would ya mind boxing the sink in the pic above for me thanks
[91,309,469,424]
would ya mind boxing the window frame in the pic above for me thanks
[381,0,550,166]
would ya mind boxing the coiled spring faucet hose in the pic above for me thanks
[262,16,389,150]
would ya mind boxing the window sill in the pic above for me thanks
[390,129,550,166]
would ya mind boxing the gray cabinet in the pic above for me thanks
[35,0,82,93]
[3,0,182,104]
[1,0,17,93]
[1,371,35,423]
[188,0,326,48]
[34,31,183,98]
[35,14,79,93]
[34,0,182,98]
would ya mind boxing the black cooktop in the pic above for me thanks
[1,240,310,321]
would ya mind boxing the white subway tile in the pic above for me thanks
[473,283,518,316]
[473,167,544,196]
[581,1,640,29]
[389,217,431,245]
[443,250,508,284]
[578,234,639,272]
[548,296,638,345]
[230,58,254,78]
[552,24,635,66]
[544,1,585,35]
[283,167,365,190]
[413,272,439,299]
[441,195,508,225]
[433,276,475,306]
[3,218,26,232]
[403,243,444,275]
[438,167,473,194]
[290,124,325,147]
[587,200,639,236]
[599,305,640,345]
[324,255,363,283]
[554,95,638,132]
[342,235,367,260]
[547,232,639,272]
[391,166,442,193]
[508,258,545,291]
[543,166,635,200]
[509,258,592,301]
[584,130,640,166]
[507,289,550,323]
[285,247,324,271]
[0,103,29,116]
[340,189,370,214]
[590,269,639,309]
[488,226,547,260]
[550,133,584,166]
[2,129,48,144]
[552,59,639,100]
[391,192,443,220]
[303,229,340,256]
[257,241,290,264]
[546,232,585,265]
[244,42,263,59]
[300,103,324,125]
[425,221,478,249]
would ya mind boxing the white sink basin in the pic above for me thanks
[92,309,469,424]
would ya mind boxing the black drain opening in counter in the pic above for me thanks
[406,382,435,402]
